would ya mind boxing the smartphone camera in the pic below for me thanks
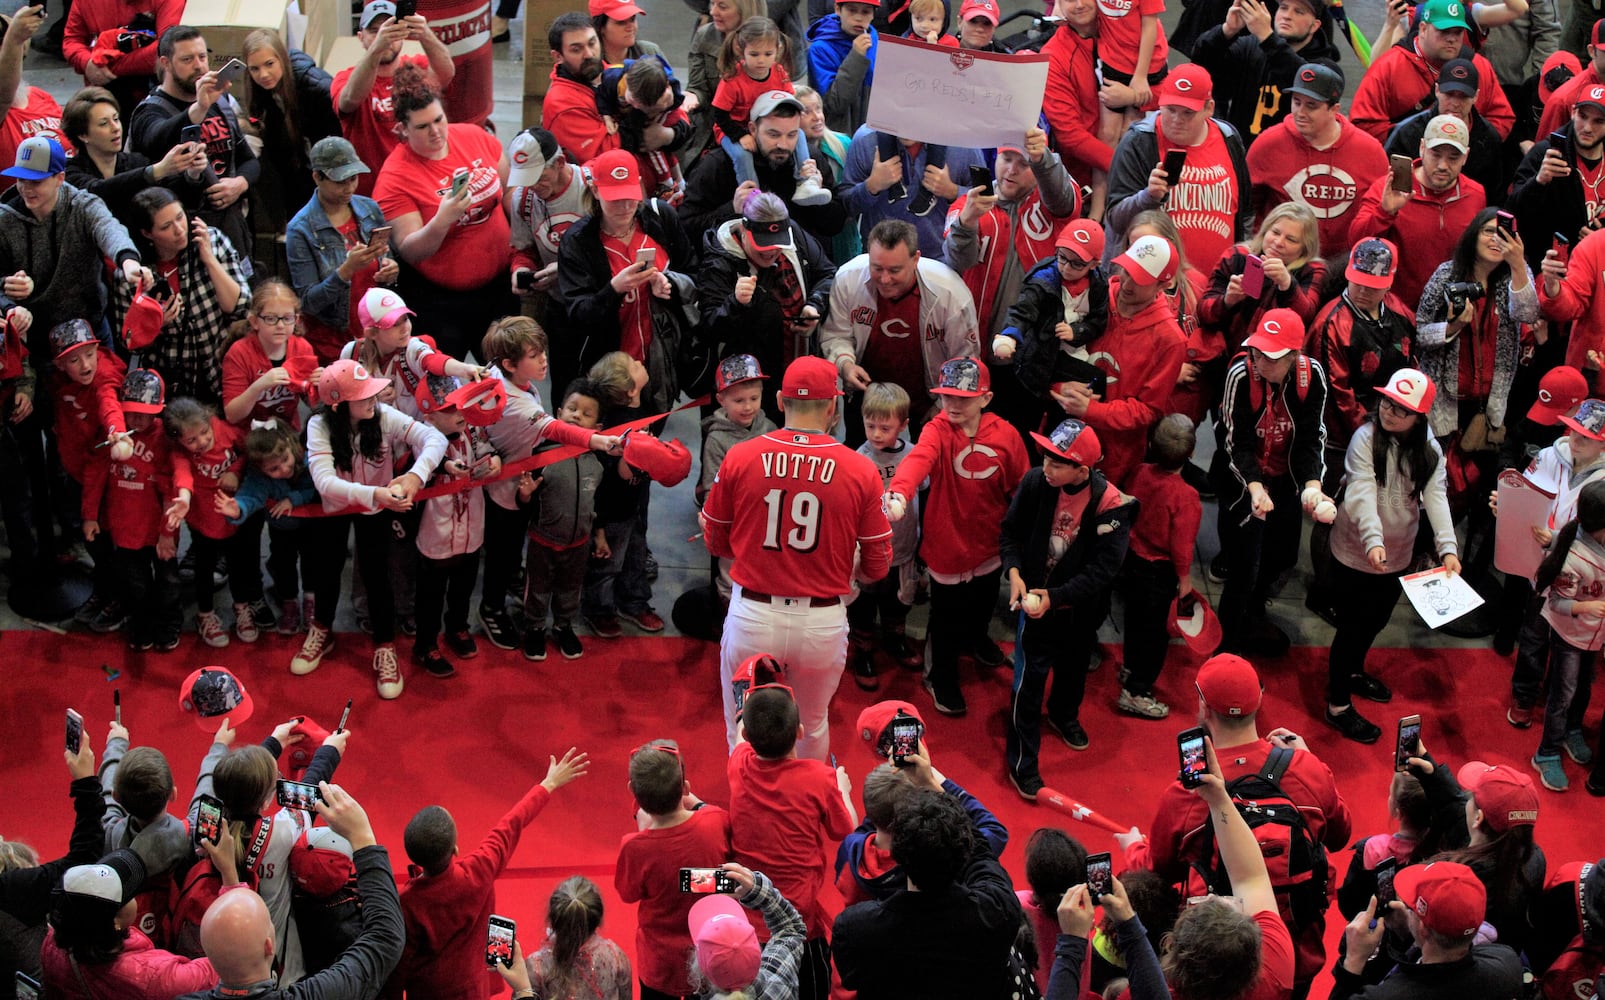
[1374,858,1398,906]
[65,708,83,755]
[515,270,537,291]
[194,795,224,847]
[889,717,921,768]
[1177,727,1207,789]
[1394,715,1421,772]
[180,124,204,147]
[968,164,994,196]
[1086,852,1113,904]
[680,867,737,893]
[485,915,515,968]
[275,778,323,811]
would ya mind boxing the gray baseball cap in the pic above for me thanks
[360,0,397,30]
[310,137,370,181]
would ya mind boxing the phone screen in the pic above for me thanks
[1177,727,1207,788]
[485,915,515,968]
[680,867,737,893]
[1086,852,1113,903]
[1374,858,1398,905]
[1394,715,1421,771]
[450,169,469,198]
[1162,149,1187,184]
[889,719,920,767]
[1240,254,1266,298]
[15,972,39,1000]
[275,779,323,810]
[65,709,83,755]
[195,796,224,846]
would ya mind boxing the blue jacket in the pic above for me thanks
[833,778,1007,902]
[808,16,877,133]
[843,126,987,261]
[226,465,319,528]
[285,193,387,332]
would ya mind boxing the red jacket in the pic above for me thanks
[1349,42,1514,142]
[384,785,553,1000]
[1349,166,1487,311]
[888,411,1028,577]
[1246,113,1389,259]
[62,0,183,79]
[51,351,127,483]
[81,419,192,550]
[1081,290,1188,490]
[172,417,245,541]
[1198,245,1329,357]
[41,927,216,1000]
[1539,65,1604,139]
[1040,25,1113,180]
[543,69,620,166]
[1540,225,1605,378]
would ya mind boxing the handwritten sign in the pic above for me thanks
[866,35,1049,149]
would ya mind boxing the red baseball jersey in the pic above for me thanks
[702,428,892,597]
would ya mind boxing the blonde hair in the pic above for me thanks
[1249,203,1319,271]
[0,838,38,873]
[588,351,641,408]
[908,0,946,19]
[861,382,910,422]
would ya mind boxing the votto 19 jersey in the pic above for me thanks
[702,428,892,598]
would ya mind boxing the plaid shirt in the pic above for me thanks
[113,228,251,403]
[740,871,806,999]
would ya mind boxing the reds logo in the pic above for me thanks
[879,318,912,339]
[1020,200,1053,242]
[953,442,1000,479]
[1097,0,1134,15]
[1173,76,1193,92]
[850,305,876,327]
[1087,350,1120,388]
[950,51,975,71]
[1284,164,1360,220]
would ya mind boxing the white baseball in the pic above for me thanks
[1022,593,1044,614]
[1301,486,1322,508]
[1314,499,1337,524]
[991,335,1016,361]
[886,496,906,521]
[110,439,134,461]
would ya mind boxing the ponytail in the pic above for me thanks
[1534,480,1605,594]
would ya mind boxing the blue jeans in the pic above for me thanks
[1538,626,1596,756]
[721,132,813,188]
[582,516,652,618]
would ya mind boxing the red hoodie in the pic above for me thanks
[61,0,183,80]
[172,417,245,541]
[1247,113,1389,258]
[888,410,1029,578]
[1540,225,1605,381]
[1040,26,1113,180]
[1082,286,1188,490]
[1349,166,1487,311]
[81,419,192,550]
[1539,64,1605,138]
[1349,42,1514,141]
[52,350,127,483]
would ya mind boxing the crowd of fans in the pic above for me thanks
[0,0,1603,993]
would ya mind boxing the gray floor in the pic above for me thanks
[0,0,1492,653]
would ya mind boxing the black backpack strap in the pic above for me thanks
[1260,745,1294,785]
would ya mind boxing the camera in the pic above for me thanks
[1443,281,1486,314]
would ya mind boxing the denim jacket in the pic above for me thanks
[285,192,386,331]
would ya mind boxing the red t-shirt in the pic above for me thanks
[1578,156,1605,223]
[175,417,245,540]
[1242,909,1297,1000]
[331,55,428,198]
[220,333,318,431]
[1160,124,1239,273]
[599,229,666,363]
[1456,304,1498,400]
[1094,0,1168,75]
[858,286,925,400]
[1255,384,1294,478]
[728,743,855,939]
[1126,462,1202,576]
[0,88,62,193]
[614,806,733,995]
[712,64,794,138]
[374,123,511,291]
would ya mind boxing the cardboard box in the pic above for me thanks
[182,0,292,65]
[300,0,422,75]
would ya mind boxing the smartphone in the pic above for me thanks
[65,708,83,755]
[450,167,470,199]
[1495,210,1517,237]
[680,867,738,893]
[1086,852,1113,904]
[336,698,352,734]
[366,226,392,251]
[889,716,921,767]
[485,915,515,968]
[194,794,224,847]
[1373,857,1399,906]
[113,689,121,726]
[275,778,323,810]
[15,973,39,1000]
[1161,149,1187,184]
[1551,130,1574,165]
[515,270,537,290]
[394,0,417,19]
[968,164,994,196]
[635,247,657,271]
[30,0,44,16]
[1240,254,1266,298]
[180,123,204,147]
[1554,232,1572,265]
[215,58,246,86]
[1388,154,1413,194]
[1177,726,1207,789]
[1394,714,1421,771]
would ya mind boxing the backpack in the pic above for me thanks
[289,826,361,975]
[1188,747,1330,930]
[167,817,272,958]
[1540,861,1605,1000]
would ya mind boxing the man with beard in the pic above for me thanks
[1509,85,1605,271]
[1191,0,1342,146]
[541,12,684,168]
[680,91,845,245]
[1386,58,1507,205]
[330,0,457,198]
[1350,0,1514,142]
[127,25,257,261]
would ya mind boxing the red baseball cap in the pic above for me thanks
[178,667,255,732]
[1030,417,1101,466]
[1243,308,1305,360]
[289,826,355,897]
[931,357,990,397]
[1540,51,1582,102]
[856,700,926,757]
[1056,219,1105,263]
[1168,592,1223,655]
[120,367,165,415]
[586,149,643,202]
[1527,366,1589,425]
[1561,398,1605,441]
[122,288,164,351]
[1395,861,1487,939]
[1196,653,1262,717]
[1345,237,1398,289]
[357,288,414,330]
[1457,761,1539,833]
[781,356,843,399]
[589,0,644,17]
[319,359,390,405]
[1158,64,1213,111]
[960,0,1000,22]
[1376,367,1436,416]
[287,716,330,780]
[622,432,692,487]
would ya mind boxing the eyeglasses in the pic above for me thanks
[1057,254,1093,269]
[1379,397,1414,416]
[255,313,297,327]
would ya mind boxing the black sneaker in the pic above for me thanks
[1350,672,1393,703]
[1324,706,1381,744]
[1304,595,1339,628]
[399,615,417,637]
[127,634,154,652]
[970,638,1008,669]
[886,179,909,203]
[523,627,547,662]
[248,597,277,630]
[1008,769,1044,801]
[1587,775,1605,797]
[154,632,181,653]
[443,629,479,659]
[884,631,925,670]
[907,186,937,216]
[1047,716,1090,750]
[644,553,659,582]
[1241,618,1291,657]
[478,604,520,650]
[1207,553,1230,583]
[553,625,584,659]
[851,645,879,691]
[413,647,457,678]
[923,676,968,716]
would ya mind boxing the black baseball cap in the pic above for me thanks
[1286,63,1344,105]
[744,216,794,250]
[1438,57,1479,95]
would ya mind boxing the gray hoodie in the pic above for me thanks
[99,737,229,881]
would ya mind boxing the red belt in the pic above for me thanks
[739,589,841,608]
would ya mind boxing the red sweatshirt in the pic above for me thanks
[81,420,192,550]
[52,351,127,484]
[221,333,318,431]
[1539,65,1605,139]
[62,0,183,79]
[1040,26,1113,179]
[616,806,733,996]
[172,417,244,541]
[1349,167,1487,311]
[1349,42,1514,141]
[1125,463,1201,576]
[888,411,1028,578]
[1246,113,1388,259]
[1082,290,1188,490]
[383,785,554,1000]
[1540,224,1605,377]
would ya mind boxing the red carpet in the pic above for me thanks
[3,631,1600,998]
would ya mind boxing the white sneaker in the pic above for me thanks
[197,611,230,648]
[292,624,332,675]
[374,645,404,700]
[793,176,832,207]
[1116,688,1171,719]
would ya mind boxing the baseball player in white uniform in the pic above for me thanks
[701,355,894,761]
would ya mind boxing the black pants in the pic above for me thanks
[400,266,514,363]
[415,550,480,653]
[187,525,265,613]
[846,565,911,639]
[1007,598,1105,780]
[307,513,397,643]
[1512,587,1592,729]
[116,545,180,645]
[1326,561,1405,705]
[264,518,312,600]
[1305,447,1346,607]
[1118,552,1177,696]
[926,568,1002,689]
[1216,469,1302,645]
[482,500,531,612]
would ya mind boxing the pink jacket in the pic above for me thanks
[41,927,217,1000]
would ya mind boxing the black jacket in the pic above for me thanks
[1220,353,1329,496]
[1508,128,1592,272]
[1329,943,1524,1000]
[1387,107,1509,204]
[1105,115,1254,250]
[999,469,1134,608]
[679,144,848,244]
[65,150,208,233]
[1191,21,1342,146]
[998,257,1110,397]
[250,49,339,218]
[0,777,104,1000]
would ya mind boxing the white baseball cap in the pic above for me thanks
[1111,235,1178,286]
[1422,114,1469,154]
